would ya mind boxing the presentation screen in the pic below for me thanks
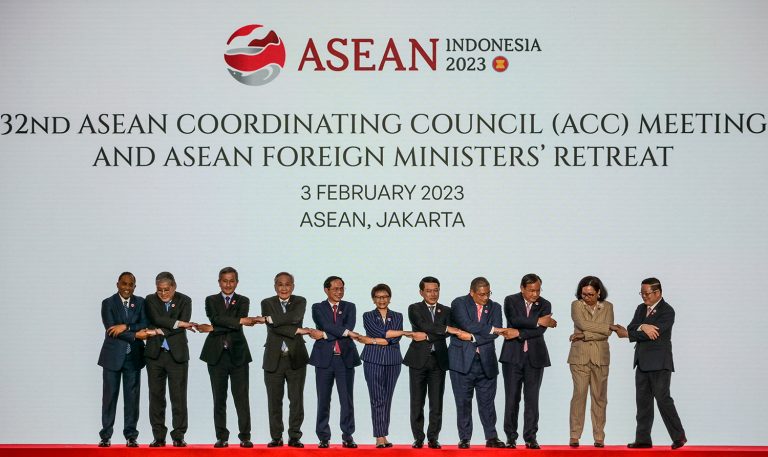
[1,1,766,445]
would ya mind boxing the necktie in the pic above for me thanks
[646,306,653,317]
[225,295,231,309]
[123,300,131,354]
[280,301,289,352]
[428,305,435,322]
[332,304,341,354]
[162,301,171,351]
[524,302,532,352]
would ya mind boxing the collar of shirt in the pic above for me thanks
[525,300,536,308]
[647,299,662,312]
[328,300,339,307]
[222,292,234,302]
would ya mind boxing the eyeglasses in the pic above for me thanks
[373,295,390,300]
[639,290,659,297]
[581,292,597,298]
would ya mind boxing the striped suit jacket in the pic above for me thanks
[360,309,403,365]
[566,299,614,366]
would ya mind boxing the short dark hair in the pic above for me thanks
[218,266,238,281]
[371,283,392,298]
[575,276,608,300]
[520,273,542,288]
[324,275,344,289]
[118,271,135,282]
[470,276,490,291]
[419,276,440,291]
[274,272,294,284]
[155,271,176,286]
[642,277,662,293]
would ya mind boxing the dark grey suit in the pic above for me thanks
[262,294,308,441]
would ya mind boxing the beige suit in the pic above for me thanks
[567,299,614,442]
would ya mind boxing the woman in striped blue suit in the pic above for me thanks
[357,284,425,448]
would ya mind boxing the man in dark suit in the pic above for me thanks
[198,267,257,448]
[308,276,362,448]
[144,271,197,447]
[616,278,686,450]
[448,277,507,449]
[404,276,466,449]
[97,272,153,448]
[499,273,557,449]
[261,272,315,448]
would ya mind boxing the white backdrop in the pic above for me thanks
[1,0,767,445]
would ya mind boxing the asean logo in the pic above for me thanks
[224,24,286,86]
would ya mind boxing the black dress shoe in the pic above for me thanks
[525,440,540,449]
[126,438,138,447]
[376,442,393,448]
[569,440,579,448]
[594,441,604,448]
[412,440,423,448]
[671,438,687,450]
[172,439,187,447]
[486,438,506,448]
[505,440,516,449]
[240,440,253,448]
[458,439,470,449]
[342,440,358,448]
[428,440,441,449]
[149,440,165,447]
[98,439,110,447]
[627,442,652,448]
[288,439,304,448]
[214,439,228,448]
[318,440,330,448]
[268,438,284,447]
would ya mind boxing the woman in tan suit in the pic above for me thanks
[567,276,614,448]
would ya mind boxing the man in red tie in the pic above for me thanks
[308,276,362,449]
[615,278,687,450]
[447,277,509,449]
[499,274,557,449]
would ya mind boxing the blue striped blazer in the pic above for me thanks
[360,309,403,366]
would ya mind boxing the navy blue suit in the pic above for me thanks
[448,294,502,441]
[361,309,403,437]
[499,292,552,443]
[97,293,148,441]
[627,299,685,444]
[308,300,361,441]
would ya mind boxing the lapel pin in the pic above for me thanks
[232,300,237,305]
[130,303,135,308]
[171,303,175,308]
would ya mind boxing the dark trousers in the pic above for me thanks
[146,351,188,441]
[364,362,401,437]
[315,356,355,441]
[502,353,544,442]
[265,354,306,440]
[449,355,498,441]
[635,368,686,443]
[208,350,251,441]
[100,356,141,440]
[409,354,446,442]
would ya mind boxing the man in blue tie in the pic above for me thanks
[198,267,259,448]
[144,272,197,447]
[97,272,153,447]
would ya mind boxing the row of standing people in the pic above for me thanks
[97,269,685,450]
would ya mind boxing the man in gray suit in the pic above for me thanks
[261,272,318,448]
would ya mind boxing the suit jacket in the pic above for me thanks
[448,294,502,376]
[403,301,451,371]
[144,291,192,363]
[308,299,361,369]
[567,299,614,366]
[261,294,309,371]
[499,292,552,368]
[200,292,252,367]
[627,299,675,372]
[360,309,403,365]
[98,293,148,371]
